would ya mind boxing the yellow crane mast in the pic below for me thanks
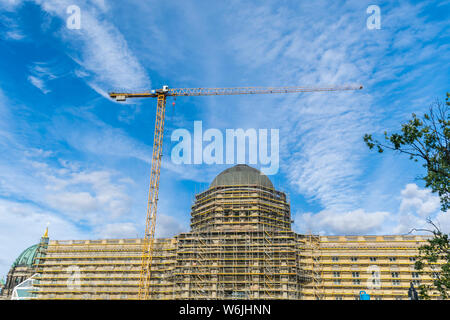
[109,84,363,300]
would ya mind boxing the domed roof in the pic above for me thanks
[11,244,38,269]
[210,164,273,189]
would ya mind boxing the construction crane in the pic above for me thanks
[109,84,363,300]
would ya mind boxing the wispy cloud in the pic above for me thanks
[50,112,152,164]
[4,29,25,40]
[27,75,49,94]
[49,107,221,184]
[222,2,374,211]
[0,12,25,40]
[221,1,450,216]
[7,0,150,96]
[26,61,63,93]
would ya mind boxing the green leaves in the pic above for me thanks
[364,93,450,212]
[363,134,375,149]
[413,222,450,299]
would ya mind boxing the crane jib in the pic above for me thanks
[109,85,363,101]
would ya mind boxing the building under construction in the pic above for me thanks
[1,164,445,300]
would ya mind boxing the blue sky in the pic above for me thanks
[0,0,449,278]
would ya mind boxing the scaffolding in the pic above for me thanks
[306,234,324,300]
[32,238,177,300]
[163,179,307,300]
[29,231,445,300]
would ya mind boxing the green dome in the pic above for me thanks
[11,244,38,269]
[210,164,274,189]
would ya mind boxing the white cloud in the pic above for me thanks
[0,88,13,143]
[0,141,140,276]
[98,223,138,239]
[392,183,444,234]
[46,191,98,213]
[23,148,54,158]
[295,209,389,235]
[96,214,187,240]
[0,198,87,278]
[392,212,430,235]
[0,145,134,225]
[400,183,441,217]
[156,214,188,238]
[435,211,450,234]
[39,164,133,223]
[295,183,445,236]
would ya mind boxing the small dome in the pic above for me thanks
[11,244,38,269]
[210,164,273,189]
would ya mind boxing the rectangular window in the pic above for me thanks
[333,272,340,277]
[392,280,400,285]
[389,257,397,262]
[353,279,361,285]
[332,257,339,262]
[391,272,399,278]
[350,257,358,262]
[370,257,377,262]
[372,278,381,285]
[352,272,360,278]
[334,279,341,285]
[411,272,420,278]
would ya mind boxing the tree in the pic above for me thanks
[364,93,450,299]
[364,93,450,211]
[408,219,450,299]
